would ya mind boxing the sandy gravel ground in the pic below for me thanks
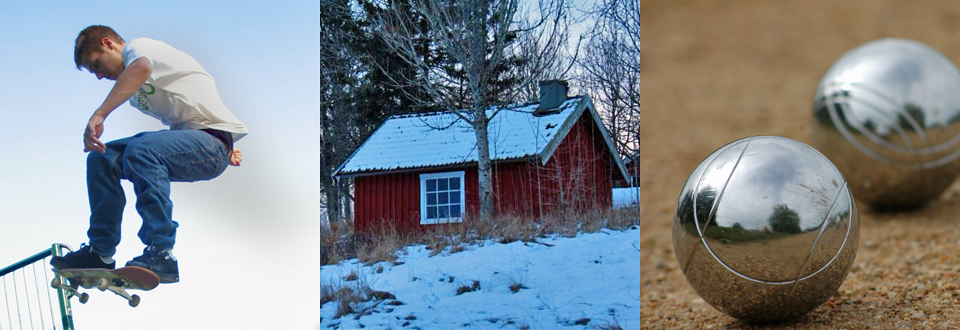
[636,1,960,328]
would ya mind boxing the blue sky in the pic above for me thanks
[0,1,322,328]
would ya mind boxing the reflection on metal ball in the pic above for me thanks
[673,136,859,324]
[812,38,960,209]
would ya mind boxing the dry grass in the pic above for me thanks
[455,280,481,295]
[509,281,528,293]
[318,279,369,319]
[343,270,358,281]
[319,280,338,307]
[319,206,643,267]
[318,219,356,265]
[319,270,401,320]
[356,226,406,266]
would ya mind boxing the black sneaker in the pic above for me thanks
[50,244,116,270]
[126,246,179,283]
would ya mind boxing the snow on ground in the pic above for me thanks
[319,227,643,329]
[612,187,640,208]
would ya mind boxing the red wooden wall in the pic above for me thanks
[352,111,620,233]
[534,111,614,213]
[353,167,480,233]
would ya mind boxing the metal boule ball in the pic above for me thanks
[673,136,859,324]
[811,38,960,210]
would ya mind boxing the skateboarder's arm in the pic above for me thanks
[84,57,152,153]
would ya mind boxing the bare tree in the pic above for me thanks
[578,29,642,158]
[372,0,570,220]
[578,0,642,184]
[513,0,581,103]
[584,0,640,72]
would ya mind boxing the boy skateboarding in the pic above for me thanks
[51,25,248,284]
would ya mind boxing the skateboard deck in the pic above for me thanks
[52,266,160,307]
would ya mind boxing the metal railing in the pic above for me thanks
[0,244,74,330]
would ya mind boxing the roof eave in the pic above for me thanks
[334,156,540,179]
[331,116,394,179]
[537,95,632,181]
[537,98,587,166]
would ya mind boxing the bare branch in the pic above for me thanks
[369,0,572,219]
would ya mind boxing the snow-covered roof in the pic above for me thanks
[333,95,630,180]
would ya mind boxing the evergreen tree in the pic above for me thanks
[356,0,442,116]
[318,0,444,228]
[319,0,364,228]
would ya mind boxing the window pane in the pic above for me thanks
[423,173,464,222]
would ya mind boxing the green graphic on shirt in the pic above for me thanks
[136,83,155,110]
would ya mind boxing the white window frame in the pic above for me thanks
[419,171,466,225]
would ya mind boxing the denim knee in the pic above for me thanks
[87,147,121,175]
[120,140,158,179]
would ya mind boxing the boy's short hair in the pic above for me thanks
[74,25,124,70]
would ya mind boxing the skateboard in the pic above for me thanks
[51,266,160,307]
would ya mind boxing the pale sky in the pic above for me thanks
[0,1,322,329]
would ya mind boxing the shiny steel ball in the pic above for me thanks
[812,38,960,209]
[673,136,859,324]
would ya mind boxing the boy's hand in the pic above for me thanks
[84,114,106,153]
[229,148,242,166]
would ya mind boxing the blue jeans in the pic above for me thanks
[86,130,229,256]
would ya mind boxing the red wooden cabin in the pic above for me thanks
[333,81,630,234]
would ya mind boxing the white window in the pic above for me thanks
[419,171,466,224]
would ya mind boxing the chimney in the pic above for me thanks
[535,80,568,116]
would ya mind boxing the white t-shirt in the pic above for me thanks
[122,38,248,141]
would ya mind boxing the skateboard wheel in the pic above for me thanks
[129,295,140,308]
[51,277,62,289]
[78,293,89,304]
[97,278,110,291]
